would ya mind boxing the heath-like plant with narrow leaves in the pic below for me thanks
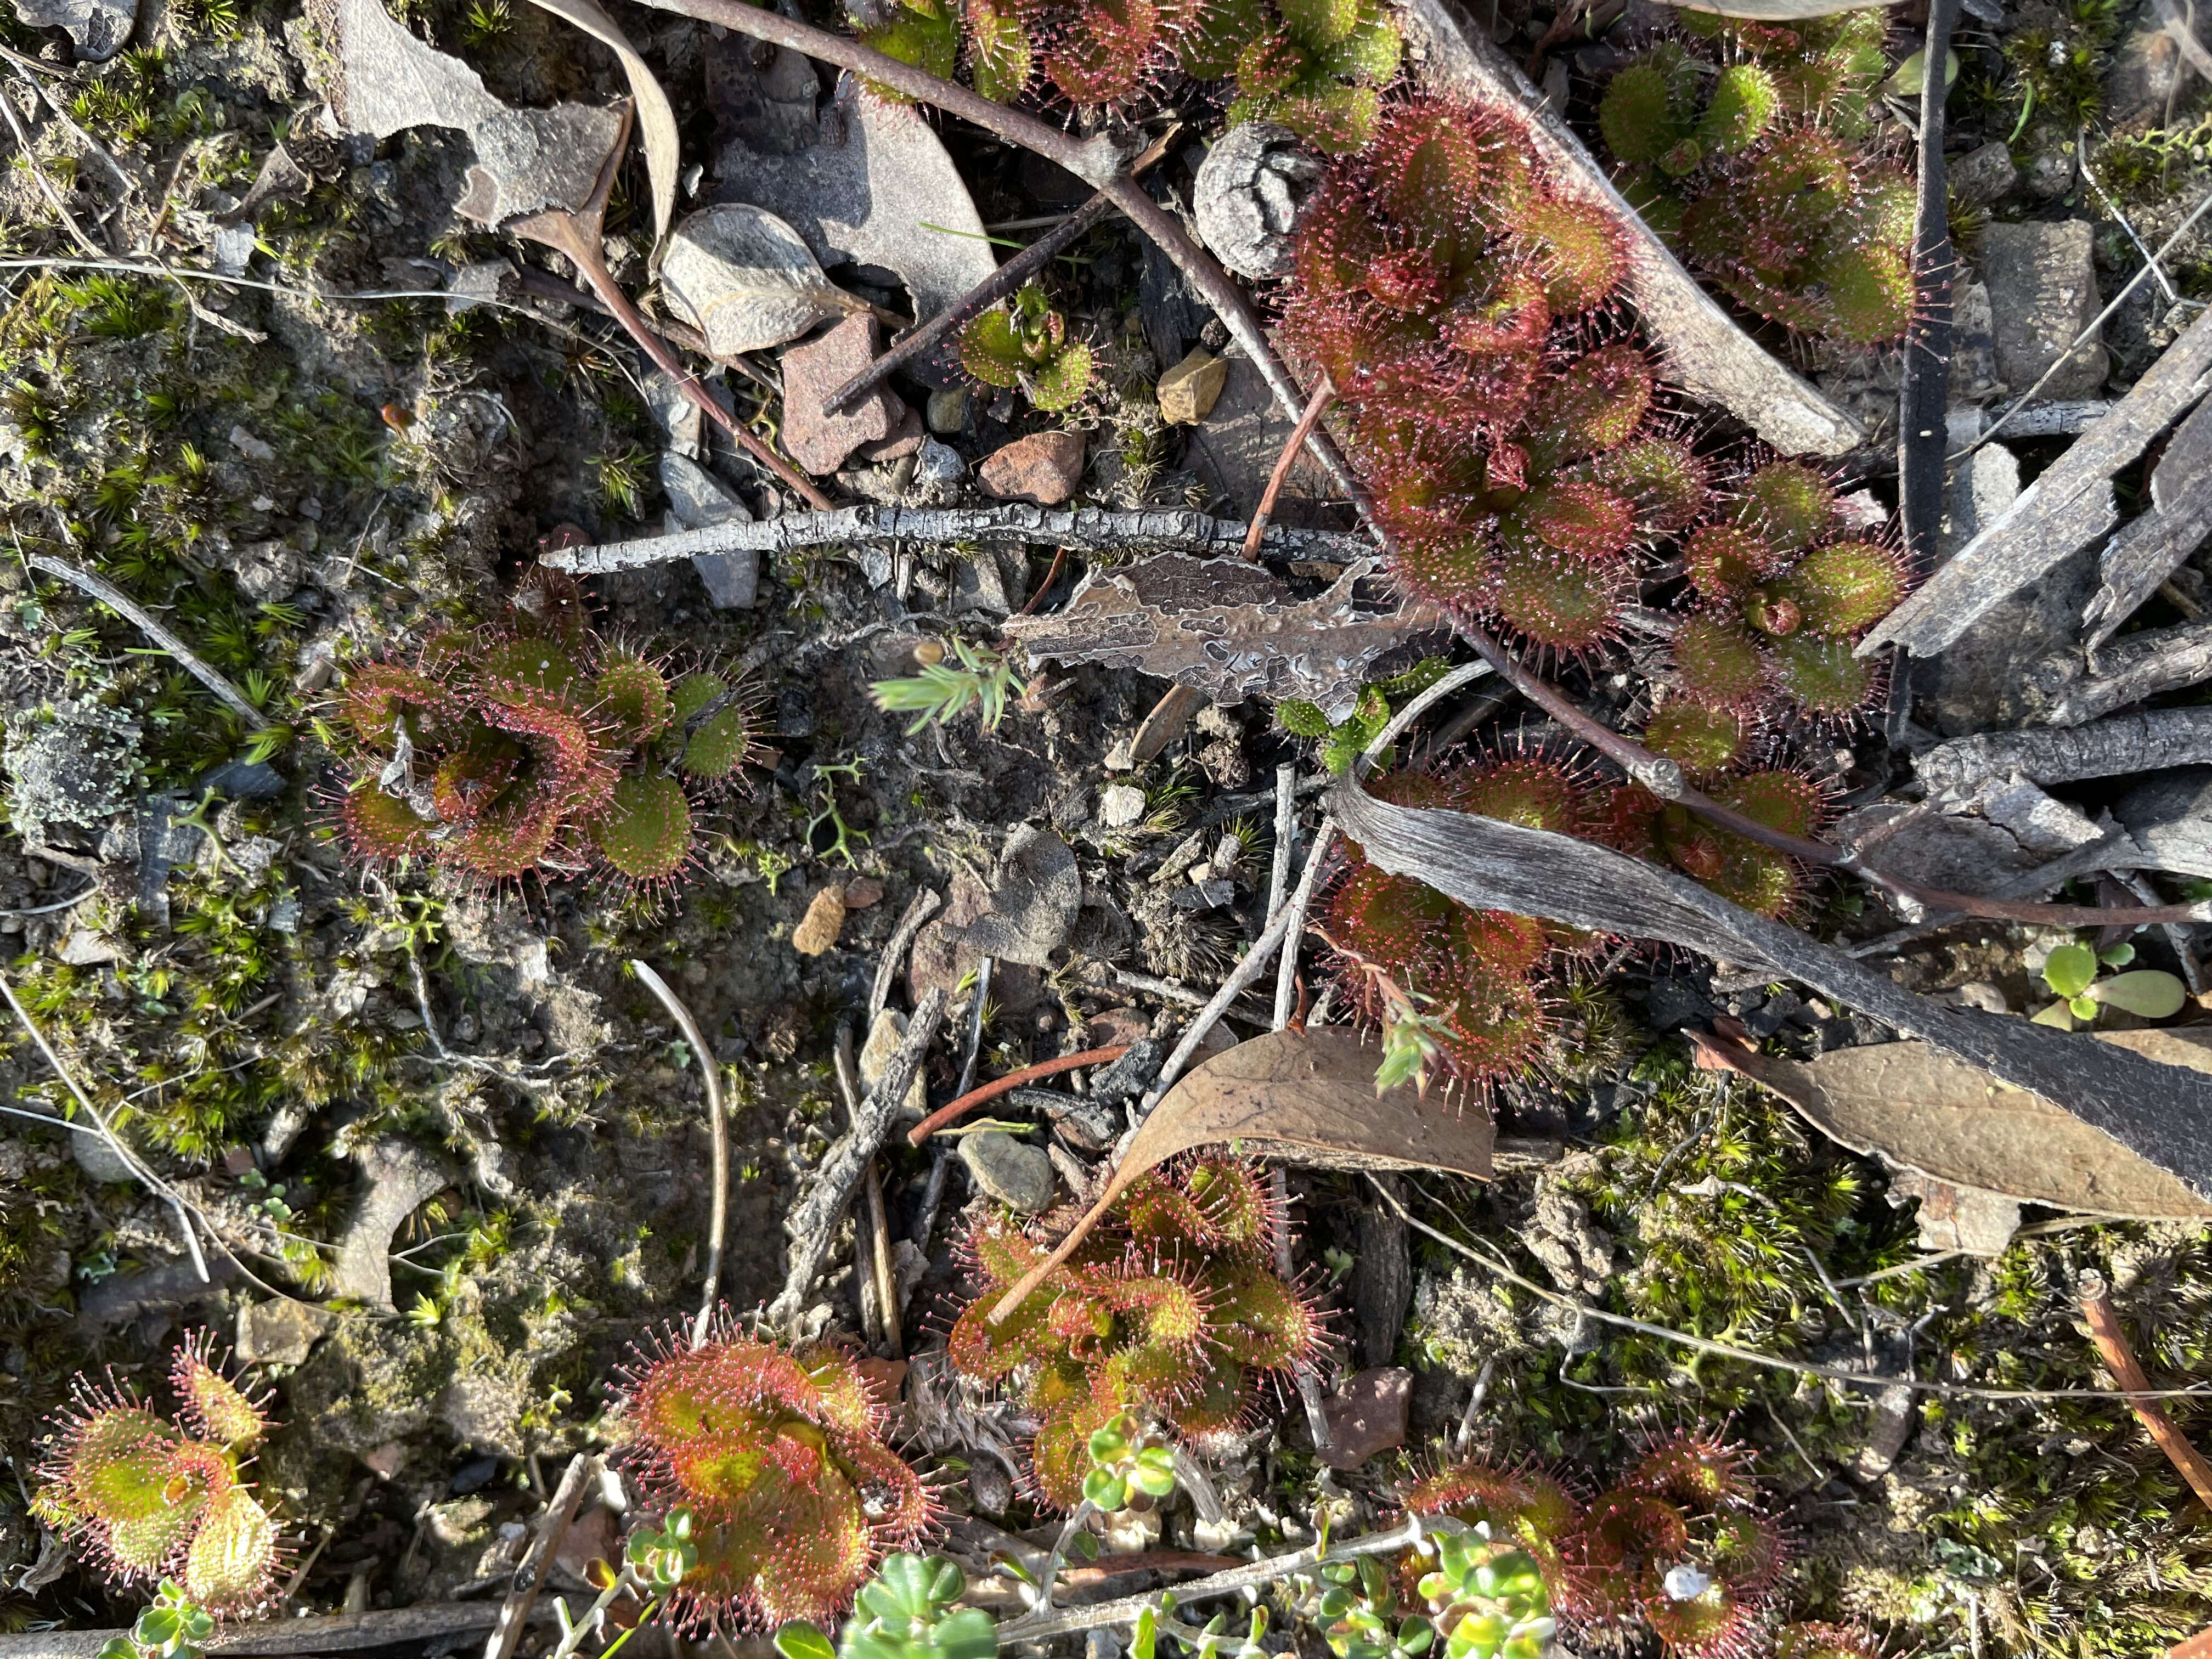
[1665,460,1910,729]
[35,1334,283,1615]
[336,569,758,896]
[612,1327,931,1628]
[959,281,1092,412]
[946,1156,1325,1506]
[1596,13,1913,345]
[1404,1430,1786,1659]
[1282,95,1709,653]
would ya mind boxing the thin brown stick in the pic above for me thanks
[825,129,1174,415]
[907,1044,1131,1145]
[483,1451,597,1659]
[2081,1271,2212,1510]
[630,961,727,1346]
[1243,373,1336,561]
[1457,629,2212,929]
[511,264,779,394]
[836,1024,904,1356]
[1015,543,1070,617]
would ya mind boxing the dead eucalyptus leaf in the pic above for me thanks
[1003,555,1448,723]
[1697,1031,2212,1220]
[317,0,619,225]
[659,204,865,355]
[712,79,998,325]
[516,0,680,248]
[988,1027,1492,1322]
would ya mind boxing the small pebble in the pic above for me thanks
[792,887,847,955]
[958,1131,1056,1213]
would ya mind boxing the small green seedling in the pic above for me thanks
[1278,659,1450,775]
[1081,1413,1179,1512]
[100,1584,216,1659]
[777,1554,998,1659]
[2033,939,2187,1029]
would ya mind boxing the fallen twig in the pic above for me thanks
[836,1024,904,1356]
[0,1606,559,1659]
[2079,1271,2212,1509]
[540,505,1377,573]
[871,888,944,1025]
[483,1451,597,1659]
[1243,373,1337,560]
[1919,707,2212,806]
[997,1514,1442,1644]
[630,961,727,1345]
[771,986,947,1326]
[909,1045,1132,1144]
[29,554,269,729]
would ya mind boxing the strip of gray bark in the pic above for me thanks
[540,506,1375,574]
[1919,707,2212,804]
[1330,778,2212,1201]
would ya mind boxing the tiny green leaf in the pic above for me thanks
[2090,969,2187,1019]
[775,1623,837,1659]
[2042,942,2097,999]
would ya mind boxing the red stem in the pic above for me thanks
[907,1044,1131,1145]
[1243,374,1336,561]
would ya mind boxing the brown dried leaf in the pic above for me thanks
[1697,1030,2212,1219]
[988,1028,1491,1322]
[1004,555,1446,723]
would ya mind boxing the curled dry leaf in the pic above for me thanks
[987,1026,1493,1323]
[1003,555,1448,723]
[660,203,867,355]
[517,0,681,247]
[1691,1029,2212,1221]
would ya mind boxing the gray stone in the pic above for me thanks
[1099,783,1147,828]
[229,424,276,462]
[2104,20,2183,129]
[1949,279,2001,402]
[1982,221,2107,401]
[925,387,968,434]
[859,1006,928,1118]
[958,1130,1056,1212]
[444,260,518,315]
[1194,123,1322,281]
[915,436,965,486]
[1948,140,2018,206]
[229,538,305,602]
[2024,147,2077,199]
[660,451,757,610]
[12,0,134,61]
[236,1296,335,1365]
[72,1130,135,1184]
[211,222,257,278]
